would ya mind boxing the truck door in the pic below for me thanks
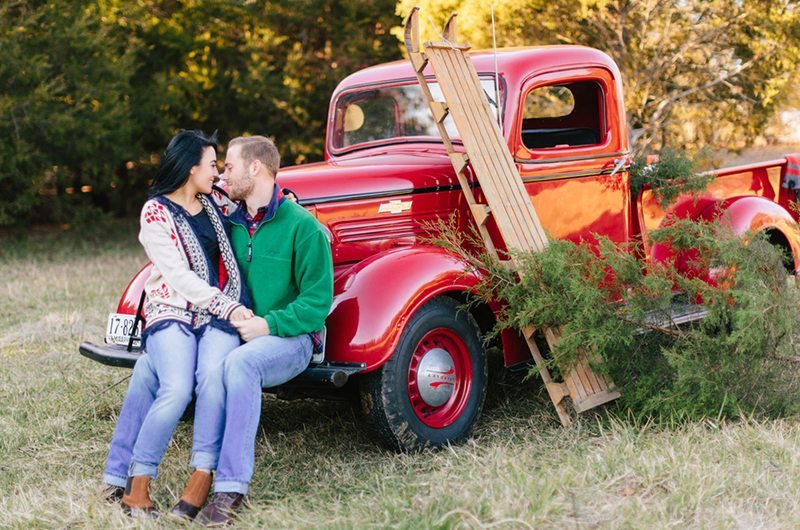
[514,67,632,246]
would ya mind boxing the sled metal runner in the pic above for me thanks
[403,8,620,425]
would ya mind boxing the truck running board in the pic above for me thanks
[78,341,364,389]
[637,302,709,333]
[404,9,619,425]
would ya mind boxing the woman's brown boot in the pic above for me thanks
[169,470,212,520]
[121,475,159,518]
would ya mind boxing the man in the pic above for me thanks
[193,135,333,525]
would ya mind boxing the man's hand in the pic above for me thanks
[230,306,254,321]
[282,188,299,203]
[232,315,270,341]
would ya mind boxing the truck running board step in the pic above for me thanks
[404,8,620,425]
[636,302,709,333]
[78,342,364,388]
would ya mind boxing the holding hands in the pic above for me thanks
[232,316,270,342]
[229,305,270,341]
[230,306,254,321]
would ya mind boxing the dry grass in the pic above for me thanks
[3,221,800,528]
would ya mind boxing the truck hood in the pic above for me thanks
[274,149,459,205]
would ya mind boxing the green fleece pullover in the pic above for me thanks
[230,199,333,337]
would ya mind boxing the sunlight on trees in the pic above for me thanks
[396,0,800,156]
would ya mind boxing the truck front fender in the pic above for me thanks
[325,245,481,371]
[117,249,483,372]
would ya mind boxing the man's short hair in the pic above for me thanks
[228,135,280,177]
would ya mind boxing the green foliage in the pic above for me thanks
[396,1,800,156]
[431,217,800,421]
[629,147,714,207]
[0,0,137,225]
[105,0,402,164]
[1,0,402,225]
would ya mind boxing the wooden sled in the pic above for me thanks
[404,8,620,425]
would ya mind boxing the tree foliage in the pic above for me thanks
[102,0,401,164]
[0,0,137,225]
[6,1,800,225]
[1,0,401,225]
[396,0,800,156]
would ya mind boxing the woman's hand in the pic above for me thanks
[230,306,254,321]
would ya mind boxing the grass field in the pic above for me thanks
[3,221,800,529]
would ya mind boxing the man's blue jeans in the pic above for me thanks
[103,323,240,486]
[213,334,312,495]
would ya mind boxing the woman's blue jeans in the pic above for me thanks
[103,323,240,486]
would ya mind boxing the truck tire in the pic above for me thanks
[360,296,487,452]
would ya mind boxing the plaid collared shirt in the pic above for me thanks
[244,207,267,237]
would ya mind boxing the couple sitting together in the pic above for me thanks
[100,130,333,525]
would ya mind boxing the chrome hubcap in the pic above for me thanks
[416,347,456,407]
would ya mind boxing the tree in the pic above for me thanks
[0,0,403,225]
[395,0,800,155]
[102,0,402,165]
[0,0,137,224]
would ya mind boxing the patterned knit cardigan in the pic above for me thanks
[138,189,246,336]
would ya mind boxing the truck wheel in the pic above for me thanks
[360,296,487,452]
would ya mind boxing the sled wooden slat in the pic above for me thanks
[404,8,619,425]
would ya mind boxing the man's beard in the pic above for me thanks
[229,174,254,201]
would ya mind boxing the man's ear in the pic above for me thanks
[249,159,261,176]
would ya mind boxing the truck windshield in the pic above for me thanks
[331,79,502,150]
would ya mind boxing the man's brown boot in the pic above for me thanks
[196,492,245,526]
[169,470,213,520]
[121,475,159,518]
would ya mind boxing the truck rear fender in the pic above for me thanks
[701,196,800,273]
[650,196,800,274]
[325,246,494,372]
[117,263,152,316]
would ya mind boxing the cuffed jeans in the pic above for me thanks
[214,334,312,495]
[103,323,240,486]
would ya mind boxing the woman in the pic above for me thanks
[101,129,251,518]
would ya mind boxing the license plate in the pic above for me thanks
[105,313,142,348]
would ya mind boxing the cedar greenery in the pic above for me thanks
[429,216,800,422]
[629,147,714,207]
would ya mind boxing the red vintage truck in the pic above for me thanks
[80,46,800,451]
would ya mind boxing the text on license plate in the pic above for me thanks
[106,313,142,347]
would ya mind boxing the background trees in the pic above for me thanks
[1,0,400,224]
[399,0,800,155]
[0,0,137,224]
[3,0,800,225]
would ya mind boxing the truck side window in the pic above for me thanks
[340,95,400,147]
[521,81,604,150]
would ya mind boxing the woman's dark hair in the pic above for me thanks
[149,129,218,196]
